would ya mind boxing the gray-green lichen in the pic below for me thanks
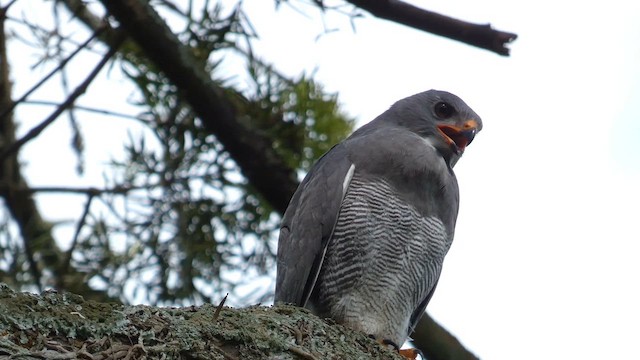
[0,284,405,359]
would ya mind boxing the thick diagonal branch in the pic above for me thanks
[99,0,299,214]
[346,0,517,56]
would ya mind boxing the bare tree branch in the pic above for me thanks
[346,0,517,56]
[0,32,125,162]
[0,184,144,195]
[412,313,480,360]
[0,0,18,12]
[23,100,147,122]
[60,194,94,277]
[0,27,106,121]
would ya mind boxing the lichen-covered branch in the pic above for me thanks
[0,284,406,359]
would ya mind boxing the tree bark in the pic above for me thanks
[413,313,480,360]
[0,284,406,360]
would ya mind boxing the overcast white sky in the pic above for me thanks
[7,0,640,359]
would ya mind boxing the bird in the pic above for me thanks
[275,89,482,354]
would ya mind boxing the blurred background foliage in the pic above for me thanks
[0,0,354,306]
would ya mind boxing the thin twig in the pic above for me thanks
[0,32,126,162]
[24,99,148,122]
[0,26,106,121]
[60,193,94,278]
[0,184,144,195]
[1,0,19,12]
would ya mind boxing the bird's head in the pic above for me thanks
[389,90,483,167]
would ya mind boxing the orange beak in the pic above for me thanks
[436,120,479,152]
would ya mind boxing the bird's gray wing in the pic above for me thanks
[275,143,355,306]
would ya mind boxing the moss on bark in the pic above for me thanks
[0,284,404,359]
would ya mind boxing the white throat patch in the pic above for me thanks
[421,136,438,150]
[421,136,450,173]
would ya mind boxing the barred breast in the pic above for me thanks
[313,172,451,345]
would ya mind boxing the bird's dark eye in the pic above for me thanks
[434,102,455,119]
